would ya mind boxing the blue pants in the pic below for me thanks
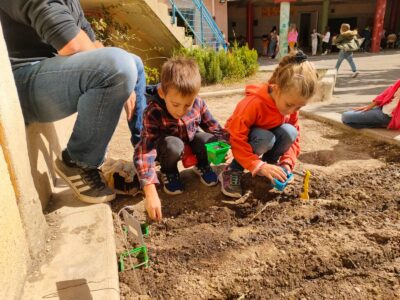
[127,56,146,146]
[342,107,391,129]
[335,50,357,72]
[229,124,298,171]
[13,47,146,168]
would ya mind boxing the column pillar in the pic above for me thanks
[246,1,254,49]
[371,0,387,53]
[319,0,330,34]
[278,1,290,58]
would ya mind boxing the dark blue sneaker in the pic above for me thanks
[160,172,184,195]
[193,165,218,186]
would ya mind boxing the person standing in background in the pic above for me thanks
[319,26,331,55]
[288,24,298,53]
[311,29,318,55]
[268,26,279,59]
[360,26,372,52]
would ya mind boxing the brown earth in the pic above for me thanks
[108,95,400,299]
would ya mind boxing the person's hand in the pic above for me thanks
[352,102,376,112]
[225,149,233,164]
[124,91,136,121]
[257,163,287,183]
[143,184,162,221]
[279,163,292,174]
[93,40,104,48]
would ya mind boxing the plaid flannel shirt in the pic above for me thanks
[134,85,228,187]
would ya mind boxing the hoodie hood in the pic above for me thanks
[245,83,276,103]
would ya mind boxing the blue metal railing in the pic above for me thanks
[168,0,227,50]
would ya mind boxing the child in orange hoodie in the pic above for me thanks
[220,51,319,198]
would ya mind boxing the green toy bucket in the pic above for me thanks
[205,142,231,165]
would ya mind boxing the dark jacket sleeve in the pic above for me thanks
[0,0,80,50]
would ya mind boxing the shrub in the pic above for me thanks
[87,7,159,85]
[145,66,159,85]
[174,43,258,85]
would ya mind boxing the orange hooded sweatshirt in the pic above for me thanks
[225,84,300,174]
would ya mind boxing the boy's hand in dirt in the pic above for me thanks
[143,184,162,221]
[352,102,376,112]
[257,163,287,183]
[225,149,233,163]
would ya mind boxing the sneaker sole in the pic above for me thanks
[218,173,242,198]
[54,161,116,204]
[192,168,219,187]
[162,185,183,195]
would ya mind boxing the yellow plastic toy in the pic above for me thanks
[300,170,311,201]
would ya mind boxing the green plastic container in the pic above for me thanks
[205,142,231,165]
[119,245,149,271]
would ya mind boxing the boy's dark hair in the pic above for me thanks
[160,57,201,96]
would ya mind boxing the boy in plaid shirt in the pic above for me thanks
[134,58,228,221]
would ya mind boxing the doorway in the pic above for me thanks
[299,13,311,50]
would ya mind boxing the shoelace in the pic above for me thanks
[82,169,105,189]
[163,173,180,184]
[198,165,212,175]
[230,172,241,186]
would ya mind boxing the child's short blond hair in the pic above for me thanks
[160,57,201,96]
[268,51,318,99]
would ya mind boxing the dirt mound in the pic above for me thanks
[110,118,400,299]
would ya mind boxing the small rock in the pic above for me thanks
[354,287,361,293]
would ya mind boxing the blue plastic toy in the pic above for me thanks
[272,167,293,191]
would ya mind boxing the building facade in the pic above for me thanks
[227,0,399,54]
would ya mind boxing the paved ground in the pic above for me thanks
[260,49,400,144]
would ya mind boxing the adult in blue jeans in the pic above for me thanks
[342,79,400,130]
[0,0,147,203]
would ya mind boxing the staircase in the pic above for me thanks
[81,0,226,67]
[168,0,227,49]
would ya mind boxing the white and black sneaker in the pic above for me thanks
[54,150,116,203]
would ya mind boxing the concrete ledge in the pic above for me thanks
[22,189,119,300]
[25,115,76,209]
[199,69,336,103]
[300,109,400,147]
[0,21,47,267]
[199,88,245,98]
[315,69,337,102]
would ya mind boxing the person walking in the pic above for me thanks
[334,23,360,78]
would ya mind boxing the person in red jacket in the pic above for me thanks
[342,80,400,130]
[219,51,319,198]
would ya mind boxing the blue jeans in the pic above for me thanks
[342,107,391,129]
[127,56,147,146]
[229,124,298,171]
[335,50,357,72]
[13,47,143,168]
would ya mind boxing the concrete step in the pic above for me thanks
[22,187,119,300]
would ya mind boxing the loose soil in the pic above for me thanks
[108,95,400,299]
